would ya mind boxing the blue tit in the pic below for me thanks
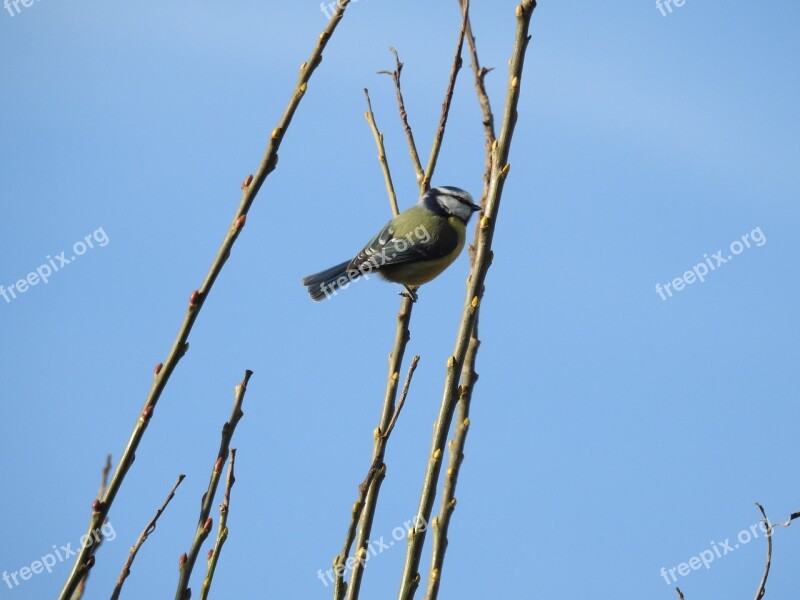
[302,186,480,301]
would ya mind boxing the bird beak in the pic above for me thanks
[469,201,481,212]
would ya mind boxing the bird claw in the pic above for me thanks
[400,286,418,303]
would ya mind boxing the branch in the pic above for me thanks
[110,474,186,600]
[343,356,420,600]
[332,353,420,600]
[423,335,477,600]
[175,370,252,600]
[754,503,799,600]
[56,4,353,597]
[379,48,424,186]
[754,503,773,600]
[382,355,419,441]
[458,0,496,203]
[69,455,113,600]
[97,454,112,498]
[422,5,494,595]
[200,448,238,600]
[333,246,415,599]
[421,1,470,192]
[676,588,685,600]
[398,2,537,598]
[336,5,472,598]
[364,88,399,216]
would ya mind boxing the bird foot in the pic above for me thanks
[400,286,418,303]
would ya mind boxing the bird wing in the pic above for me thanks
[347,217,458,273]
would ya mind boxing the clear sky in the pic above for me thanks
[1,1,799,599]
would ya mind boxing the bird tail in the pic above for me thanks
[301,260,358,301]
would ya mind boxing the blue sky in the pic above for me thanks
[1,1,799,599]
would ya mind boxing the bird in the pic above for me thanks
[302,186,480,301]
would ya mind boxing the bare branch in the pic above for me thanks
[97,454,112,499]
[337,5,474,599]
[69,455,114,600]
[421,1,470,192]
[56,3,353,596]
[364,88,400,216]
[110,475,185,600]
[333,356,420,600]
[458,0,496,204]
[379,48,425,186]
[199,448,238,600]
[423,335,477,600]
[398,2,538,598]
[382,355,419,441]
[754,502,773,600]
[175,371,252,600]
[754,503,799,600]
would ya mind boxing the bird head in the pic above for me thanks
[421,186,480,223]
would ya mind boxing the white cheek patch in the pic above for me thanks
[438,196,473,221]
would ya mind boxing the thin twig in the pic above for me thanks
[332,47,429,596]
[772,510,800,527]
[110,475,186,600]
[57,4,352,597]
[346,356,420,600]
[337,6,472,598]
[98,454,112,498]
[175,371,252,600]
[379,48,424,186]
[753,503,799,600]
[423,335,477,600]
[70,455,114,600]
[421,4,492,596]
[421,1,470,192]
[458,0,496,204]
[754,502,773,600]
[364,88,399,216]
[359,356,420,496]
[333,355,420,600]
[200,448,238,600]
[676,588,685,600]
[398,3,538,599]
[382,356,419,441]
